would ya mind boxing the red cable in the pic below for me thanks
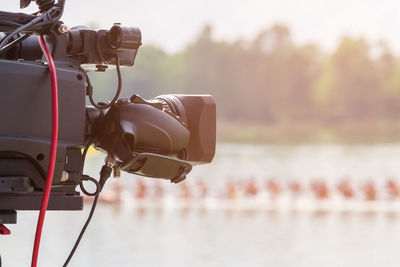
[31,35,59,267]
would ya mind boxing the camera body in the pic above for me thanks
[0,57,85,212]
[0,11,216,222]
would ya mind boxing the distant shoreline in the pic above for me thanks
[217,120,400,144]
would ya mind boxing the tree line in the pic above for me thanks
[91,24,400,142]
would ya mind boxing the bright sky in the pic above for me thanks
[3,0,400,53]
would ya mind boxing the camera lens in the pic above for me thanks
[156,95,188,126]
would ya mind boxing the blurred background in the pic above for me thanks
[3,0,400,266]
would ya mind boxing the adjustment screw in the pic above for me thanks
[58,24,69,34]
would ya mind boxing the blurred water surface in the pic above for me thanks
[2,143,400,267]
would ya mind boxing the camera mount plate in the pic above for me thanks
[0,192,82,211]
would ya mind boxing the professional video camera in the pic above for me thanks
[0,0,215,265]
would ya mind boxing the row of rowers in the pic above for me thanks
[226,179,400,201]
[93,179,400,202]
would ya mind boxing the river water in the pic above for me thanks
[2,143,400,266]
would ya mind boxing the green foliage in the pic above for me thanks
[90,24,400,142]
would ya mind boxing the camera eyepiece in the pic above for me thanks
[65,24,142,66]
[108,24,142,50]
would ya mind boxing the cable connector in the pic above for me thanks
[105,155,117,168]
[99,155,116,189]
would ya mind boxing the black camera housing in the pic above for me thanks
[0,59,86,211]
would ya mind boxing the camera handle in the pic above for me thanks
[120,152,193,183]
